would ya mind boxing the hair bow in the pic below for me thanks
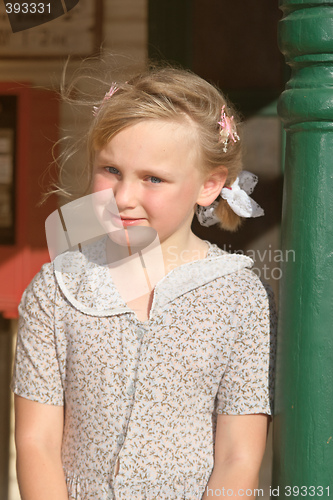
[218,105,240,153]
[93,83,119,116]
[220,171,264,218]
[196,170,264,227]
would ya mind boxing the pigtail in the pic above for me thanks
[214,198,243,232]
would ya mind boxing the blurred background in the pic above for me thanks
[0,1,283,498]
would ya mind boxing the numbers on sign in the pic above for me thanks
[5,3,52,14]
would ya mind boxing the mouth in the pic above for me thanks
[110,213,146,227]
[120,216,143,220]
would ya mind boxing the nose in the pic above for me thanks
[113,180,138,211]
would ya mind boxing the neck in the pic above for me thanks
[105,222,209,275]
[159,230,209,274]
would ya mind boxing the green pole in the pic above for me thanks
[272,0,333,497]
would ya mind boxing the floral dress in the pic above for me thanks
[11,238,277,499]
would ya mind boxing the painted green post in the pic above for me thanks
[272,0,333,497]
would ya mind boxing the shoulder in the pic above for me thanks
[207,243,269,295]
[209,242,273,294]
[226,271,275,328]
[19,244,90,315]
[230,266,273,298]
[228,269,277,342]
[20,261,56,306]
[17,260,62,327]
[231,268,276,316]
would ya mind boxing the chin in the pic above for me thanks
[107,226,159,250]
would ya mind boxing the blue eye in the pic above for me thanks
[105,166,119,174]
[149,176,162,184]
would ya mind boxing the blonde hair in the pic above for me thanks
[50,64,244,231]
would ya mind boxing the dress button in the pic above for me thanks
[136,326,146,339]
[117,434,125,444]
[127,382,135,395]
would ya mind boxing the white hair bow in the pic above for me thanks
[220,171,264,218]
[196,170,264,227]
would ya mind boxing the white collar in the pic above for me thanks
[54,237,253,318]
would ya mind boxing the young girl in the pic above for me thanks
[11,66,276,500]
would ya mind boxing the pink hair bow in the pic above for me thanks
[93,83,119,116]
[218,105,240,152]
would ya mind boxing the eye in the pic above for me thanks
[105,166,120,175]
[148,176,163,184]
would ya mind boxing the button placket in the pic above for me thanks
[123,325,143,396]
[113,322,150,486]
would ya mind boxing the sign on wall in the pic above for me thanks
[0,0,103,58]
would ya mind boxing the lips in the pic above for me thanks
[120,216,143,220]
[109,213,146,227]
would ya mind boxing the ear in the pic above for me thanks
[196,167,228,207]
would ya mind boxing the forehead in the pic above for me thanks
[95,118,202,167]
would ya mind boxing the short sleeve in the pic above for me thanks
[215,273,277,416]
[11,264,64,406]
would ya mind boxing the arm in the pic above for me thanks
[203,274,276,498]
[202,413,269,499]
[12,265,68,498]
[15,395,68,500]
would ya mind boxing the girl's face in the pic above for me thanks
[92,119,221,248]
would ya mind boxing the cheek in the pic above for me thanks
[92,173,113,193]
[142,192,164,214]
[139,191,173,224]
[145,186,195,220]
